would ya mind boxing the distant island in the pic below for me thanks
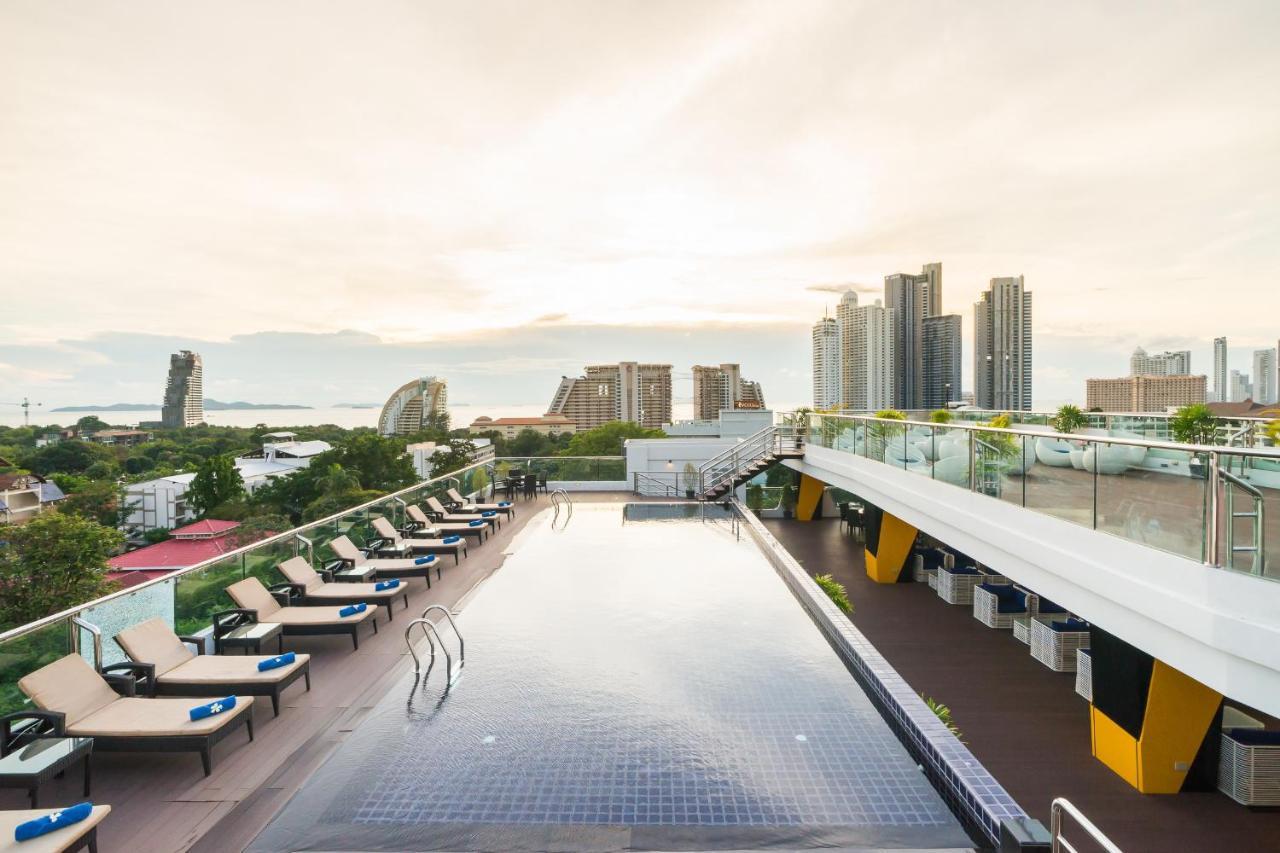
[52,399,314,412]
[332,403,379,409]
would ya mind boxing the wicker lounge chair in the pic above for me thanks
[0,804,111,853]
[224,577,378,650]
[1030,617,1090,672]
[4,655,253,777]
[406,505,488,542]
[368,517,467,564]
[115,617,311,717]
[445,487,515,518]
[277,556,410,621]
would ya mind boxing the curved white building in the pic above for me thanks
[378,376,448,436]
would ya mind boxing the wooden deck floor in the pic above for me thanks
[763,516,1280,853]
[0,493,627,853]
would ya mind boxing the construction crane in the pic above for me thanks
[0,397,42,426]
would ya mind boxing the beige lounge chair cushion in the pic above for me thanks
[67,695,251,737]
[0,805,111,853]
[115,617,195,676]
[447,488,508,510]
[272,606,375,626]
[370,517,401,542]
[328,535,366,565]
[426,497,488,522]
[159,653,309,685]
[403,535,460,549]
[278,556,324,592]
[18,655,120,727]
[407,505,431,526]
[302,582,401,601]
[226,578,283,618]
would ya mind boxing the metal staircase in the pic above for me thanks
[697,425,803,501]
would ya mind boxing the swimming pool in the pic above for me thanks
[248,503,973,851]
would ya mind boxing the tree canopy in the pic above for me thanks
[563,421,665,456]
[189,454,245,516]
[0,512,122,630]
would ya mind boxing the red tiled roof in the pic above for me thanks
[170,519,240,538]
[108,535,238,571]
[107,569,176,589]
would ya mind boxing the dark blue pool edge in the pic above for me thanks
[732,500,1051,852]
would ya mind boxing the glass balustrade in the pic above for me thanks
[809,413,1280,577]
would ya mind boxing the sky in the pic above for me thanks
[2,0,1278,413]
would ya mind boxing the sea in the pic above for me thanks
[0,401,776,431]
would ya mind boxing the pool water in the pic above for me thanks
[249,504,971,851]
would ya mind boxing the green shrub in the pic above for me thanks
[923,695,963,741]
[814,573,852,614]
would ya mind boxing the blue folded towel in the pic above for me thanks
[375,579,400,591]
[257,652,296,672]
[442,535,461,544]
[339,603,368,617]
[189,696,236,721]
[481,510,496,517]
[414,555,436,565]
[14,801,93,841]
[468,520,484,527]
[499,501,511,507]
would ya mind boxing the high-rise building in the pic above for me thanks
[547,362,672,430]
[691,364,765,420]
[922,314,962,409]
[1251,349,1277,405]
[1213,337,1228,403]
[1129,347,1191,376]
[811,315,841,410]
[973,276,1033,411]
[161,350,204,429]
[837,291,894,411]
[378,377,448,436]
[1229,370,1252,403]
[1085,375,1207,412]
[884,263,941,409]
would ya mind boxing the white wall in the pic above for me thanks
[792,445,1280,716]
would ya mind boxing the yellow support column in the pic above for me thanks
[795,474,824,521]
[863,508,918,583]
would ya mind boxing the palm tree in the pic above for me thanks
[1052,404,1088,434]
[317,463,361,496]
[1170,404,1218,445]
[929,409,953,424]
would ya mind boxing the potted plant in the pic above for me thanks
[746,483,764,515]
[1052,404,1088,434]
[682,462,698,499]
[1171,404,1218,478]
[929,409,953,424]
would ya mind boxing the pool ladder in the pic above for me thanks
[405,604,465,686]
[551,488,573,526]
[1050,797,1122,853]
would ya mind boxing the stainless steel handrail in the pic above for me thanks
[1050,797,1123,853]
[1222,469,1266,574]
[550,488,573,523]
[70,616,102,671]
[405,617,452,682]
[420,605,464,665]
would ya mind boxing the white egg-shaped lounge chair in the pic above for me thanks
[1035,437,1074,467]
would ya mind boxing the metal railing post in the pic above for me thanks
[967,431,977,491]
[1092,440,1100,530]
[1207,451,1220,566]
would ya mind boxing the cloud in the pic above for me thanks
[804,282,879,295]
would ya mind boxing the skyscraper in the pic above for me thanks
[837,291,894,411]
[161,350,204,429]
[1129,347,1192,376]
[378,376,449,436]
[1252,349,1277,405]
[811,315,841,410]
[1229,369,1252,403]
[973,276,1033,411]
[547,362,672,429]
[884,262,943,409]
[1213,337,1228,403]
[922,314,962,409]
[691,364,765,420]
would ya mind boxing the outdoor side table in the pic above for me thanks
[215,621,284,655]
[0,736,93,807]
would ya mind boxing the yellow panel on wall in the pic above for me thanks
[1135,661,1222,794]
[1091,706,1140,788]
[795,474,825,522]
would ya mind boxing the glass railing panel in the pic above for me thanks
[1095,442,1205,562]
[173,553,247,637]
[1217,451,1279,579]
[901,426,933,477]
[243,534,299,587]
[597,457,625,480]
[930,426,970,486]
[0,620,72,714]
[1024,434,1094,526]
[80,580,177,667]
[971,427,1023,506]
[309,518,345,567]
[337,507,371,548]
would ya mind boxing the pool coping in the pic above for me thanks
[732,499,1043,850]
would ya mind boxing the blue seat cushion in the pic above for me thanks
[1051,618,1089,632]
[947,565,979,575]
[1038,598,1067,614]
[1226,728,1280,746]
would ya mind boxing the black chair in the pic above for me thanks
[522,473,537,500]
[536,473,549,495]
